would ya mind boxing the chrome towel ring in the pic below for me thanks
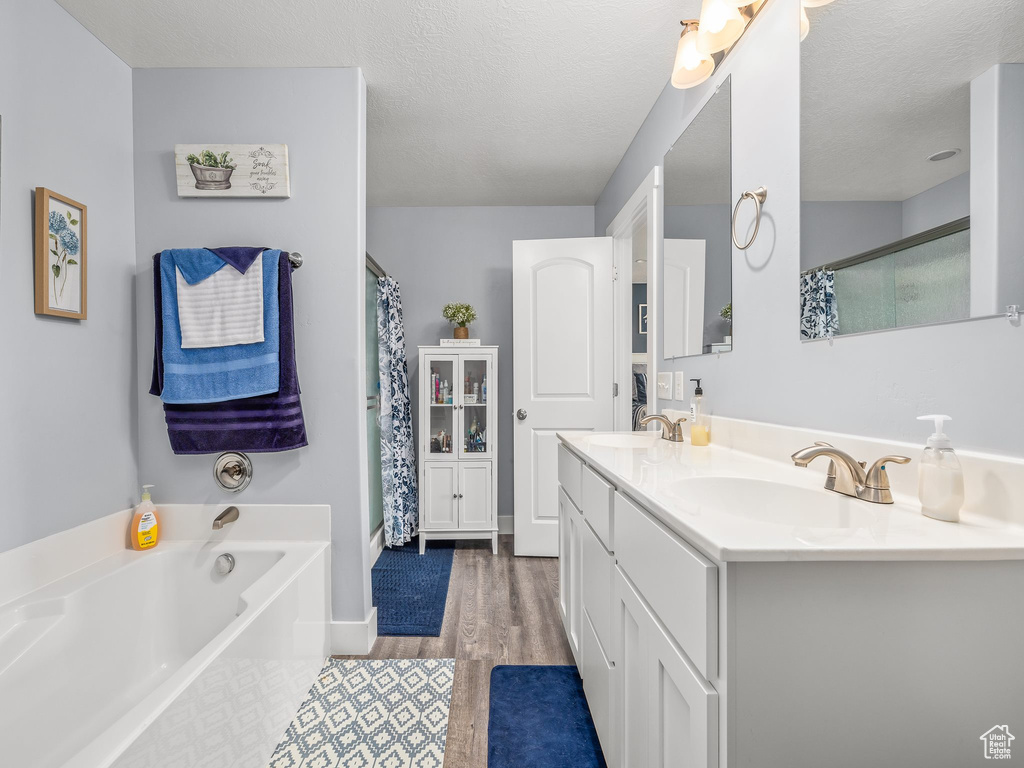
[731,186,768,250]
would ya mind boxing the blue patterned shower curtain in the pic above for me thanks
[377,277,419,547]
[799,268,839,340]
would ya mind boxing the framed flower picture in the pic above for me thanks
[35,187,87,319]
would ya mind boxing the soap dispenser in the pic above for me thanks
[916,415,965,522]
[689,379,710,446]
[129,484,161,550]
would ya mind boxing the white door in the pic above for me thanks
[663,239,706,358]
[422,463,458,529]
[513,237,614,556]
[458,462,492,529]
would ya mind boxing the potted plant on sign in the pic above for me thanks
[442,302,477,339]
[187,150,237,191]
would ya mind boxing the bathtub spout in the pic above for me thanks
[212,506,240,530]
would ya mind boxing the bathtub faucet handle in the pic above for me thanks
[212,506,240,530]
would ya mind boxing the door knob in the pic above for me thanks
[516,409,527,421]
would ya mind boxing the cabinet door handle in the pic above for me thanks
[516,409,527,421]
[453,493,458,499]
[459,493,464,498]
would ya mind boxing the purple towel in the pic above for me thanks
[150,249,308,454]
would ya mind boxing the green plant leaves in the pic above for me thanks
[70,219,79,226]
[49,233,57,241]
[51,264,60,278]
[67,259,78,266]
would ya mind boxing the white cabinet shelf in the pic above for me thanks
[418,345,498,555]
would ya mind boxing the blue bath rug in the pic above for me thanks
[268,657,455,768]
[372,537,455,636]
[488,665,607,768]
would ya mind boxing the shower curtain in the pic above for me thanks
[377,277,419,547]
[799,268,839,340]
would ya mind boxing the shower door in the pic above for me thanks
[365,261,384,537]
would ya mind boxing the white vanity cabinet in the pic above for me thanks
[557,433,1024,768]
[559,442,718,768]
[418,346,498,554]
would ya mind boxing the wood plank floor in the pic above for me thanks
[336,535,574,768]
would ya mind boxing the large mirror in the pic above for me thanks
[799,0,1024,340]
[663,77,733,358]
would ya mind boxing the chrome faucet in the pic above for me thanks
[640,414,688,443]
[212,506,240,530]
[791,444,910,504]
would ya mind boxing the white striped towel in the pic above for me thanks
[176,252,265,349]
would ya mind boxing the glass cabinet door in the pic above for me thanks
[458,354,493,458]
[423,355,458,459]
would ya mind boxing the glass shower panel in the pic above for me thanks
[365,268,383,534]
[834,256,896,335]
[894,229,970,328]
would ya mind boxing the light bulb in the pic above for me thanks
[697,0,748,54]
[671,21,715,90]
[800,5,810,40]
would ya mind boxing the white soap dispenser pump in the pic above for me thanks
[916,414,965,523]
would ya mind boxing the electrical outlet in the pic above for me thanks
[657,372,672,398]
[674,372,686,400]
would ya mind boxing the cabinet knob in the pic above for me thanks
[453,493,458,499]
[516,408,527,421]
[459,493,464,498]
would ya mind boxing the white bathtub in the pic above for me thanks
[0,505,331,768]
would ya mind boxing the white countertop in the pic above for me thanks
[558,431,1024,563]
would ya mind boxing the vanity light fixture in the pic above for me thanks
[697,0,748,55]
[928,148,961,162]
[671,20,716,89]
[800,5,810,41]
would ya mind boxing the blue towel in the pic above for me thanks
[160,248,281,404]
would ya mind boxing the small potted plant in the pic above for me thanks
[442,302,477,339]
[720,302,732,343]
[187,150,237,191]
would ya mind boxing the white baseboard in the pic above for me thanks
[330,607,378,656]
[369,523,384,566]
[498,515,513,535]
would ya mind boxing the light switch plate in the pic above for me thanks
[674,372,686,400]
[657,372,672,398]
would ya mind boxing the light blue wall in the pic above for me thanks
[595,0,1023,456]
[367,206,596,526]
[132,68,372,623]
[0,0,137,553]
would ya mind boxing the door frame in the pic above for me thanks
[607,167,662,430]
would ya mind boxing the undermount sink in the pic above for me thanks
[669,476,883,529]
[583,433,662,449]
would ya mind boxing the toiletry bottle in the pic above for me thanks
[689,379,710,446]
[916,414,965,522]
[129,485,160,551]
[483,375,487,403]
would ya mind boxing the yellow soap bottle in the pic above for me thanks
[689,379,710,446]
[129,484,160,551]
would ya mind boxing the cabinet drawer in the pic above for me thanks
[580,609,614,764]
[558,443,583,509]
[614,492,717,680]
[581,464,615,551]
[581,517,614,657]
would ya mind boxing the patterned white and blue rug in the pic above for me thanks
[268,658,455,768]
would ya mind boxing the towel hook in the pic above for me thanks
[732,186,768,251]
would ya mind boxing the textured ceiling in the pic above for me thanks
[54,0,693,206]
[802,0,1024,201]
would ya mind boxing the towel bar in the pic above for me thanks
[288,252,303,269]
